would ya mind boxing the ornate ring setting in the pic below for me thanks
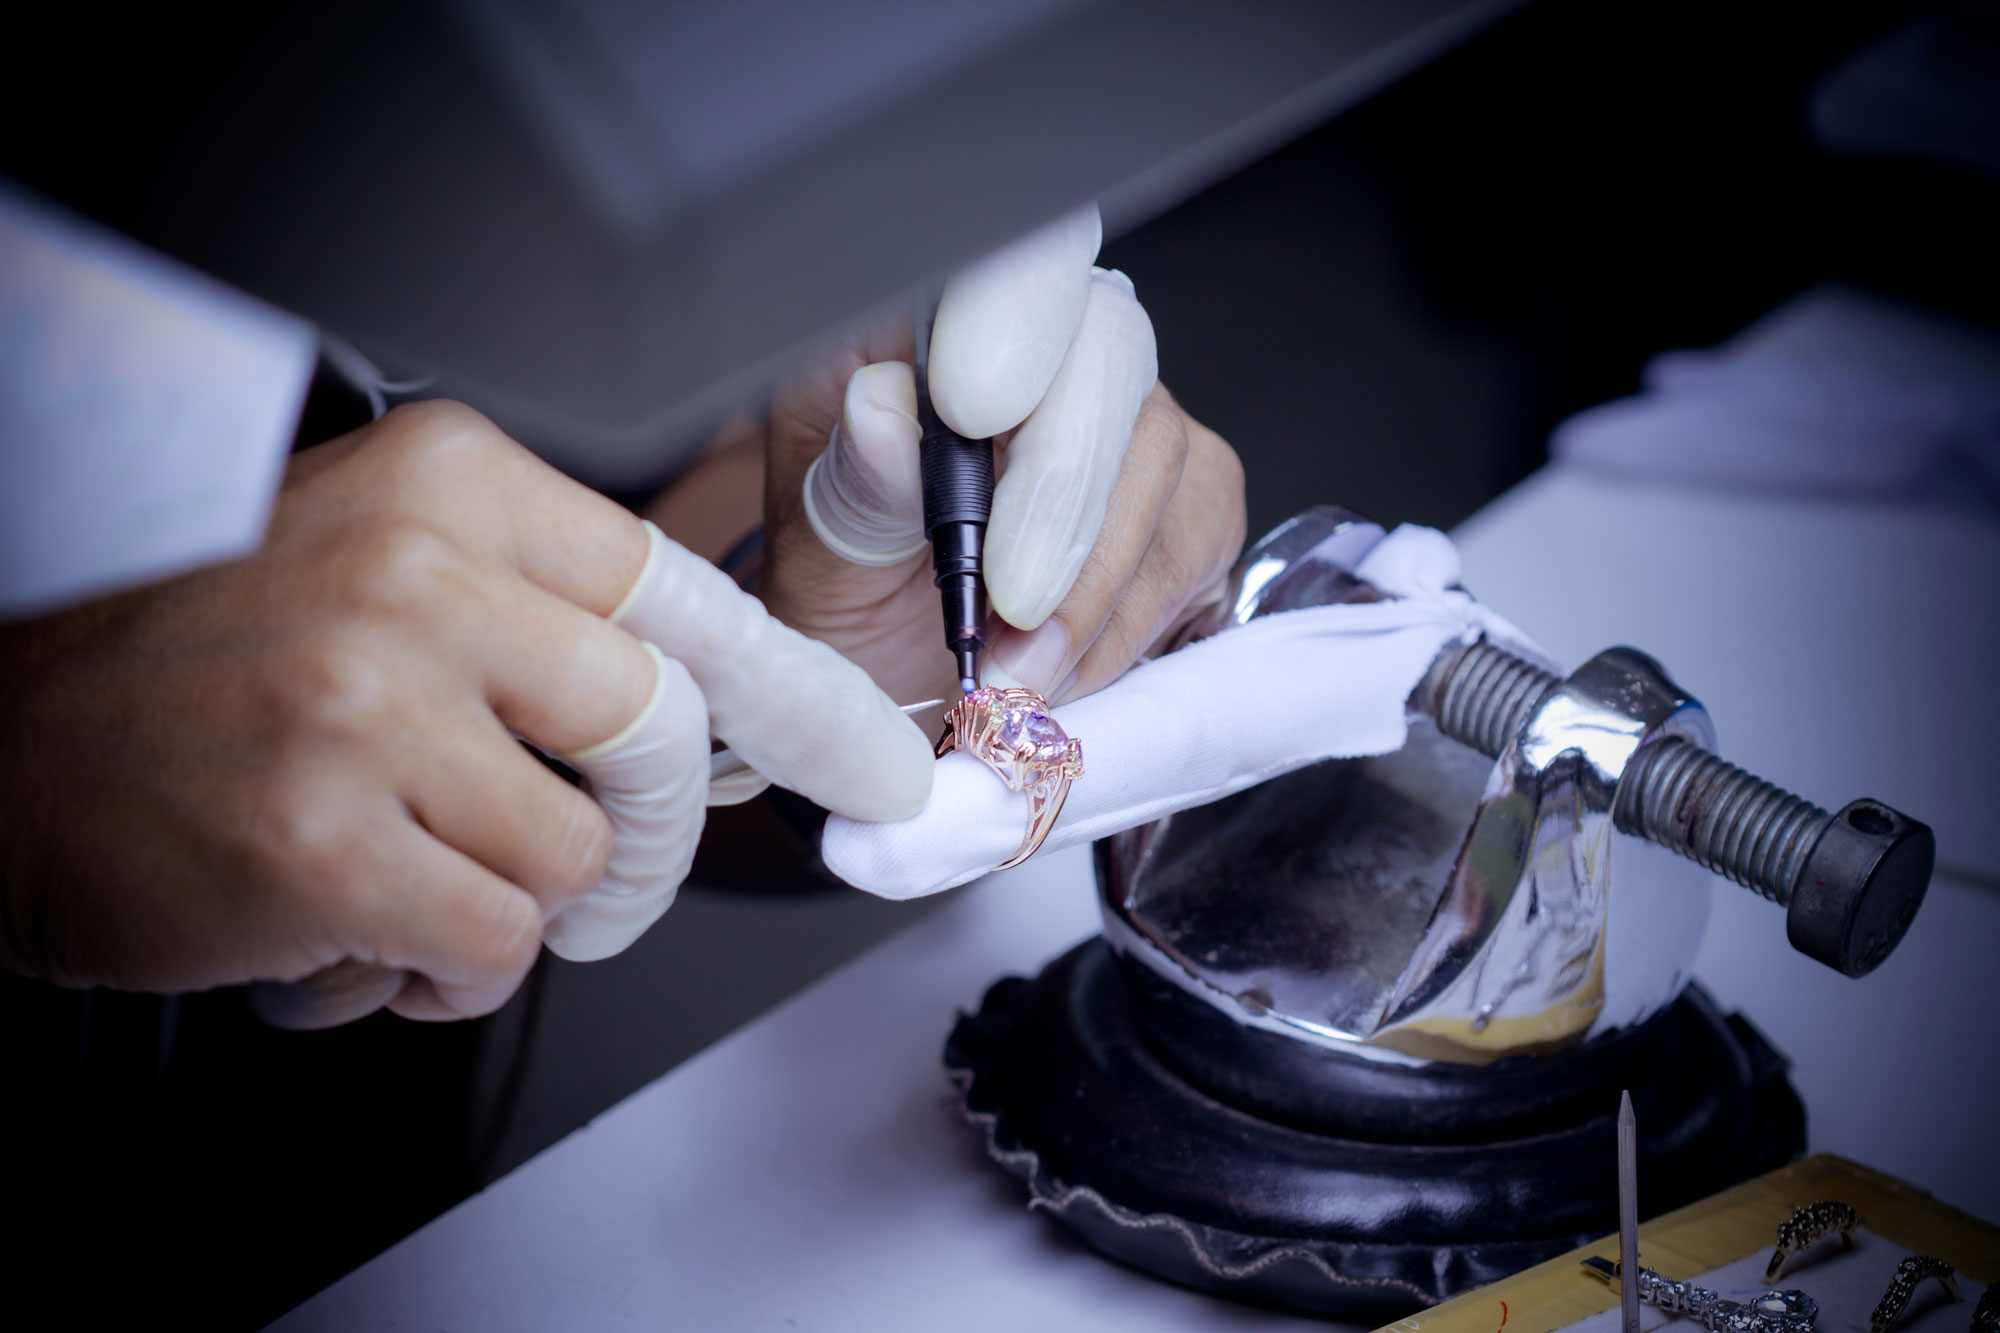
[1869,1255,1961,1333]
[936,686,1083,871]
[1767,1201,1862,1281]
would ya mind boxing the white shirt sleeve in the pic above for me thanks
[0,181,316,619]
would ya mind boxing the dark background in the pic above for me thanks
[6,0,1996,1326]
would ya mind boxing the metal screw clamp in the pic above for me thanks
[1418,639,1935,977]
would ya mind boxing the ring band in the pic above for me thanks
[1970,1284,1997,1333]
[1766,1200,1862,1281]
[935,686,1083,871]
[1870,1255,1961,1333]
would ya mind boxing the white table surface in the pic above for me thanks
[277,464,2000,1331]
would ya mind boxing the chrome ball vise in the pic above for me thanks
[946,507,1935,1321]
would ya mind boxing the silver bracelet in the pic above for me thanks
[1584,1257,1819,1333]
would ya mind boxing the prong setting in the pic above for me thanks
[1767,1201,1863,1281]
[936,686,1082,870]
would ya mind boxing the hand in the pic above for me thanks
[0,402,931,1020]
[758,206,1248,711]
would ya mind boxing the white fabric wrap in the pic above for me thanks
[822,525,1545,900]
[1552,347,2000,497]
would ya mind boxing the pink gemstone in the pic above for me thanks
[999,706,1070,761]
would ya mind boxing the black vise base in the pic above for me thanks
[943,937,1804,1323]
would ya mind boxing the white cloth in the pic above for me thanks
[1550,297,2000,505]
[0,182,314,620]
[823,524,1543,899]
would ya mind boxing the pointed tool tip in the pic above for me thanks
[1617,1086,1641,1333]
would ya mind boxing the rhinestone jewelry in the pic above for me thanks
[1585,1258,1818,1333]
[1768,1201,1863,1281]
[1870,1255,1961,1333]
[936,687,1082,870]
[1967,1283,1997,1333]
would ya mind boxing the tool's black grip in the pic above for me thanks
[920,427,994,530]
[930,520,987,654]
[929,520,985,587]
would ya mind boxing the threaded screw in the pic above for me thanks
[1427,640,1826,904]
[1615,737,1828,907]
[1420,639,1933,976]
[1430,639,1561,761]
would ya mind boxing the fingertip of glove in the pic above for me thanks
[847,361,917,423]
[832,706,935,823]
[761,664,936,823]
[933,370,1031,442]
[706,768,774,807]
[565,641,674,761]
[1092,264,1137,298]
[607,521,670,627]
[985,578,1055,636]
[983,534,1074,633]
[932,206,1103,439]
[839,366,923,493]
[541,888,677,962]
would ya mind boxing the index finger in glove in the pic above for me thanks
[611,521,934,822]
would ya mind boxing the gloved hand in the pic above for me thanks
[761,205,1248,712]
[0,402,932,1023]
[544,514,933,961]
[821,525,1547,898]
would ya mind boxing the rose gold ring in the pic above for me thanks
[935,686,1083,871]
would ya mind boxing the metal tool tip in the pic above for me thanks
[955,646,980,695]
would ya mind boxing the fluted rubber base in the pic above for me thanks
[945,938,1806,1323]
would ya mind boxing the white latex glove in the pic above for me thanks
[821,526,1548,899]
[801,204,1162,641]
[547,519,934,959]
